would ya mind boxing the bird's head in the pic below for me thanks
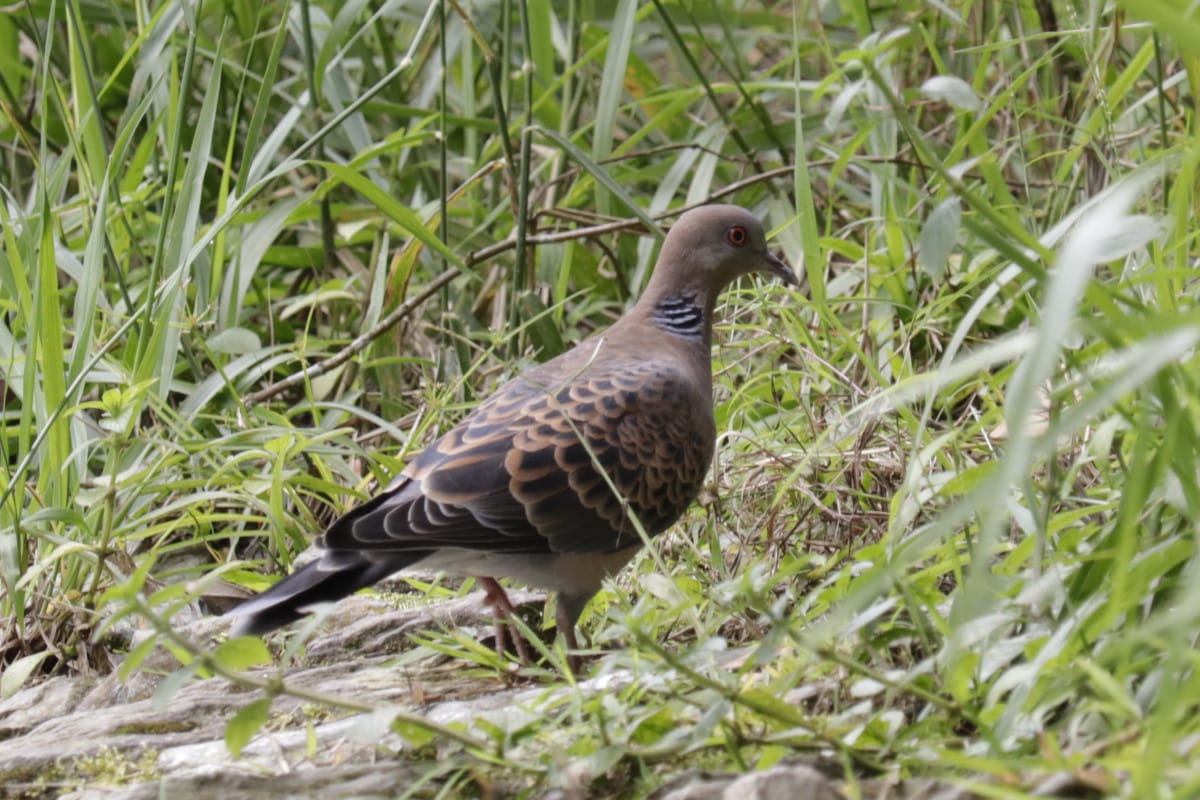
[652,204,798,297]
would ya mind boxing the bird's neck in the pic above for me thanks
[647,289,707,337]
[633,283,717,346]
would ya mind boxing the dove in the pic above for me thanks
[228,204,797,669]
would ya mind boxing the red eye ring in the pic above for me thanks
[726,225,748,246]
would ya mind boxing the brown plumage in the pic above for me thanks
[228,204,796,665]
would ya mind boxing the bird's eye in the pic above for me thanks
[725,225,748,246]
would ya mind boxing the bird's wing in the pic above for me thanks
[322,359,715,556]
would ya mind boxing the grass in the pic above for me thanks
[3,0,1200,796]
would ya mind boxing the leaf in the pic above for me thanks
[318,162,465,270]
[920,75,982,112]
[738,688,808,727]
[207,326,263,356]
[1074,213,1167,262]
[519,291,565,361]
[593,0,638,166]
[214,637,274,671]
[825,78,865,132]
[630,707,679,746]
[117,636,161,682]
[226,697,272,757]
[153,663,199,711]
[279,287,356,320]
[534,127,663,239]
[1,651,52,699]
[390,717,438,749]
[918,197,962,279]
[849,678,886,698]
[223,196,305,327]
[574,744,626,780]
[639,573,686,605]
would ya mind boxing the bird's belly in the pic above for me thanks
[412,545,642,595]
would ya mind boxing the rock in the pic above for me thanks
[57,762,425,800]
[0,675,99,738]
[0,592,986,800]
[653,764,842,800]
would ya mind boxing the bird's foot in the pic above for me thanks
[478,577,533,665]
[479,577,586,675]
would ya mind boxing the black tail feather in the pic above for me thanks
[226,552,414,637]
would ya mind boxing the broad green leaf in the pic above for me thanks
[215,637,274,671]
[918,197,962,279]
[226,697,272,757]
[1,651,52,699]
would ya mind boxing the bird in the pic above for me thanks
[227,204,797,669]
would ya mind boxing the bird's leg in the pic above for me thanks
[478,577,531,665]
[555,601,582,675]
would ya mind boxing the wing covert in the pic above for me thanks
[323,360,715,557]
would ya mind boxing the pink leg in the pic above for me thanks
[479,577,531,665]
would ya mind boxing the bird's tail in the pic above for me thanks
[225,551,410,637]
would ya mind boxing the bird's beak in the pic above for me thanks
[763,250,799,287]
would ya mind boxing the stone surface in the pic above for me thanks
[58,762,425,800]
[0,675,99,738]
[653,764,842,800]
[0,590,984,799]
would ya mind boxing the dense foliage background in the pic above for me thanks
[2,0,1199,795]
